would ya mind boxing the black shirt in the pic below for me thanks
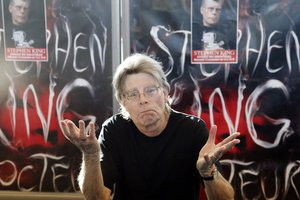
[192,20,236,51]
[99,110,209,200]
[5,19,46,48]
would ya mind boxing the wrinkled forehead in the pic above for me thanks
[202,0,223,7]
[122,72,159,91]
[11,0,30,6]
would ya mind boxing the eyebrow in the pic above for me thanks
[125,85,156,92]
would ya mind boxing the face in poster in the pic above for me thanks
[2,0,48,61]
[191,0,238,63]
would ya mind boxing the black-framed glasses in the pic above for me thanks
[123,86,160,102]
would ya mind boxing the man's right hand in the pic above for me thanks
[60,120,100,155]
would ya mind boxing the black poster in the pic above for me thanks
[0,0,112,192]
[130,0,300,199]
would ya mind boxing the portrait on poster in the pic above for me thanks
[191,0,238,64]
[1,0,48,61]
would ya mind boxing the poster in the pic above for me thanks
[191,0,238,63]
[130,0,300,199]
[2,0,48,61]
[0,0,112,193]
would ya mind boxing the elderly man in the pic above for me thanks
[5,0,46,48]
[192,0,236,51]
[61,53,240,200]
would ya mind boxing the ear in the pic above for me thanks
[9,5,13,13]
[162,88,169,102]
[200,6,204,15]
[119,98,126,107]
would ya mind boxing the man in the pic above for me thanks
[61,53,240,200]
[192,0,236,50]
[5,0,46,48]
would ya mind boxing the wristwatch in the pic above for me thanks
[200,168,218,181]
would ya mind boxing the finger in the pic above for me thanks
[207,125,217,144]
[78,120,86,140]
[60,120,70,137]
[213,138,240,159]
[88,122,96,139]
[217,132,240,147]
[204,154,217,165]
[65,120,80,137]
[204,154,212,164]
[222,138,240,152]
[210,154,218,163]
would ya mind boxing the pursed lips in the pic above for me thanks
[138,109,155,117]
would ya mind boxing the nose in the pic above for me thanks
[19,7,28,13]
[138,92,148,104]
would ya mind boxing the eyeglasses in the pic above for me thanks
[123,86,160,102]
[13,5,29,12]
[205,7,222,13]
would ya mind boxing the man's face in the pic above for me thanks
[121,73,169,131]
[200,0,223,27]
[9,0,30,26]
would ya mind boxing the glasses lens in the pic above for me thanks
[124,86,160,101]
[206,7,221,13]
[126,91,139,101]
[144,86,159,98]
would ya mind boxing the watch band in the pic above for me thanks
[200,168,218,181]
